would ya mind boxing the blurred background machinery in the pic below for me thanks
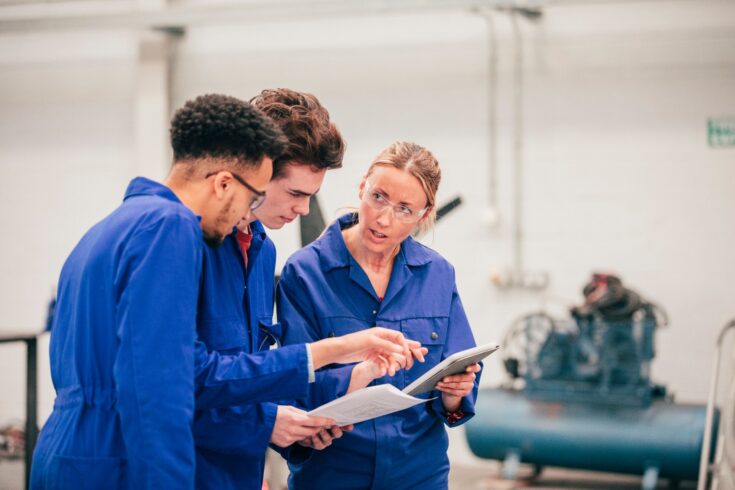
[466,274,728,489]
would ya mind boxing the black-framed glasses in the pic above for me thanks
[206,170,267,210]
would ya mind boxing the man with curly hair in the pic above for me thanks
[30,94,415,490]
[193,88,349,490]
[29,94,283,490]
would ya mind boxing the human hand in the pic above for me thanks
[297,425,354,450]
[269,405,335,448]
[311,327,423,369]
[436,363,481,412]
[347,352,403,393]
[347,346,428,393]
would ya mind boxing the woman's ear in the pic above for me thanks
[418,207,433,225]
[357,175,367,200]
[411,207,433,238]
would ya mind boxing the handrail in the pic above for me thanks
[698,319,735,490]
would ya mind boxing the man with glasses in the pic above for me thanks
[31,94,284,490]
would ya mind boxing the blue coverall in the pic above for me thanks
[194,221,370,489]
[30,178,203,489]
[194,222,285,490]
[278,214,481,490]
[30,178,311,490]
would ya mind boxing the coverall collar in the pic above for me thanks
[318,213,433,272]
[124,176,183,204]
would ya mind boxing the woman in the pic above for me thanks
[278,141,481,490]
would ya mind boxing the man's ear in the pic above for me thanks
[212,171,234,199]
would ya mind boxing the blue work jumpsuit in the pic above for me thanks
[31,178,311,490]
[278,214,481,490]
[195,222,300,490]
[30,178,203,489]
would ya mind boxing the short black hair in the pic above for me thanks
[170,94,287,167]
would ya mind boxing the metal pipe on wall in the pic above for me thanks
[510,9,524,278]
[477,8,500,227]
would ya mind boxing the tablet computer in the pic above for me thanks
[402,342,500,396]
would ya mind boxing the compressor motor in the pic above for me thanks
[503,273,668,406]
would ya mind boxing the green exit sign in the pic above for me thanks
[708,117,735,147]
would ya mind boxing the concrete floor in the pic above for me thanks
[0,459,22,490]
[449,464,697,490]
[0,458,697,490]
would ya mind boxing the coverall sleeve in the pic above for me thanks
[194,402,278,455]
[428,283,482,427]
[113,216,201,489]
[193,341,311,409]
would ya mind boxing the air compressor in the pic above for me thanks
[466,274,719,488]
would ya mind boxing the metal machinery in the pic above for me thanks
[466,274,720,489]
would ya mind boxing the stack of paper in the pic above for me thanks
[309,384,427,426]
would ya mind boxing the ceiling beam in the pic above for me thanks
[0,0,526,32]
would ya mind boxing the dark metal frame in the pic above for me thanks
[0,332,39,490]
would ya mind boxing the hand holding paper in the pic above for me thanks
[270,405,336,448]
[298,424,353,450]
[309,343,500,426]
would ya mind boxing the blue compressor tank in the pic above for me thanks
[466,388,719,481]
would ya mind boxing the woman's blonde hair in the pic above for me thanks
[365,141,441,236]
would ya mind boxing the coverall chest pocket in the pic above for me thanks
[199,318,249,352]
[401,317,448,389]
[318,316,371,340]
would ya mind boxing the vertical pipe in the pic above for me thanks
[484,9,499,214]
[25,336,38,490]
[510,10,524,277]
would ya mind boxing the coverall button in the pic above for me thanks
[431,331,438,340]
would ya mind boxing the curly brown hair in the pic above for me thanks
[250,88,345,179]
[170,94,287,169]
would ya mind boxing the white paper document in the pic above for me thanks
[309,384,428,426]
[308,342,500,425]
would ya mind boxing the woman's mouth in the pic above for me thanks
[370,229,387,239]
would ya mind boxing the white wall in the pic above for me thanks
[0,29,139,428]
[0,0,734,473]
